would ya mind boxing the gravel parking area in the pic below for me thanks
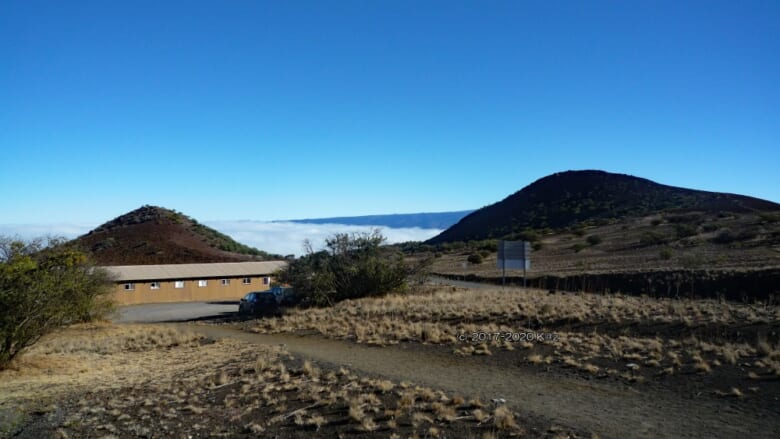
[114,301,239,323]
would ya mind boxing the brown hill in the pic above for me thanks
[428,170,780,244]
[74,205,281,265]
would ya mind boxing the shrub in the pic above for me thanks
[674,224,698,239]
[467,253,483,265]
[713,228,758,244]
[0,237,114,369]
[659,248,673,260]
[713,229,736,244]
[279,230,412,307]
[586,235,602,246]
[475,240,497,253]
[651,218,662,226]
[639,232,668,247]
[701,223,719,233]
[515,229,540,243]
[666,213,703,224]
[758,212,780,223]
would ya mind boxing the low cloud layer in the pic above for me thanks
[205,221,442,256]
[0,221,441,257]
[0,223,94,241]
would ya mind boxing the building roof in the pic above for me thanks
[102,261,288,282]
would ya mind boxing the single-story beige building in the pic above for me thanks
[103,261,288,305]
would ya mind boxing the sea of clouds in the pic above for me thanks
[206,221,441,256]
[0,221,442,257]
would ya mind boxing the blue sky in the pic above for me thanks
[2,0,778,228]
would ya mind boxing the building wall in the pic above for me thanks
[112,275,273,305]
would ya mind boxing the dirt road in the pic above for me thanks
[186,324,775,439]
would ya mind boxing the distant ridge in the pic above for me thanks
[285,210,474,230]
[73,205,281,265]
[428,170,780,244]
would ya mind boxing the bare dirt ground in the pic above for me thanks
[4,283,778,438]
[1,324,583,439]
[213,283,779,438]
[190,325,779,439]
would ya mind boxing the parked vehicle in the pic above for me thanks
[238,291,280,316]
[269,286,295,305]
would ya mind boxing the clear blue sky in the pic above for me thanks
[2,0,778,225]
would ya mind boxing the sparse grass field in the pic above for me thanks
[228,284,780,437]
[427,211,780,277]
[4,284,778,438]
[1,323,581,438]
[246,285,780,383]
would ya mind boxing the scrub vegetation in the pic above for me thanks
[247,285,780,384]
[279,230,419,307]
[0,236,114,369]
[1,324,580,438]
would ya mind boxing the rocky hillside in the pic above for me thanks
[428,170,780,244]
[74,205,281,265]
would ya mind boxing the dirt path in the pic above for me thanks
[185,325,774,439]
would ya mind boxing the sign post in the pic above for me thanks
[497,240,531,287]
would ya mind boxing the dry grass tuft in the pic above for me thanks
[472,409,489,422]
[431,402,457,422]
[693,358,712,374]
[493,405,518,430]
[374,379,395,393]
[581,363,600,374]
[360,417,378,432]
[348,402,365,422]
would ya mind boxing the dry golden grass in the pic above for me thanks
[244,284,779,382]
[252,285,776,343]
[0,324,218,406]
[493,405,519,431]
[0,328,539,439]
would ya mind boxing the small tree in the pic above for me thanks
[0,236,114,368]
[279,230,410,306]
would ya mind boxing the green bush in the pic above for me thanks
[278,230,412,307]
[639,231,668,246]
[659,248,673,260]
[674,223,699,239]
[474,240,497,253]
[0,237,114,369]
[712,228,758,244]
[467,253,483,264]
[515,229,540,242]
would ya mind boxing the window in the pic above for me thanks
[150,282,160,290]
[198,280,208,287]
[221,279,230,286]
[242,277,251,285]
[174,280,185,289]
[263,276,270,285]
[124,283,135,291]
